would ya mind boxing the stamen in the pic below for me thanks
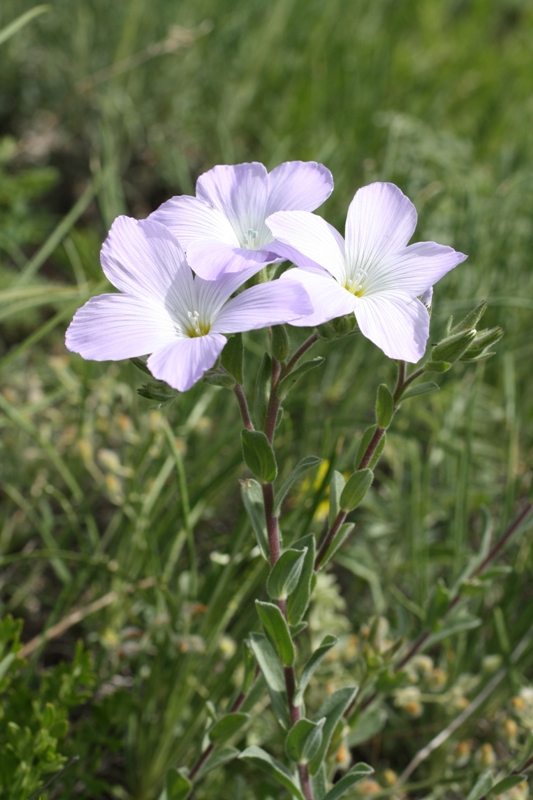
[243,228,258,247]
[345,269,367,296]
[187,310,202,336]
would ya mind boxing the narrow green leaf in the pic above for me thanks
[423,360,452,373]
[248,633,290,728]
[322,763,374,800]
[254,352,271,429]
[294,635,337,705]
[339,469,373,512]
[318,523,355,570]
[426,579,450,628]
[375,384,394,428]
[196,746,239,779]
[286,718,325,763]
[165,767,192,800]
[242,429,278,482]
[240,479,269,560]
[426,614,481,647]
[267,548,307,600]
[256,600,295,665]
[287,534,316,625]
[308,687,358,775]
[239,746,305,800]
[312,765,328,800]
[328,471,346,527]
[221,332,244,384]
[0,6,49,48]
[449,300,487,334]
[202,370,235,389]
[209,712,250,745]
[490,775,527,795]
[401,381,440,400]
[277,357,325,399]
[465,771,493,800]
[274,456,323,514]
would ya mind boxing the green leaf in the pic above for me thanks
[286,718,325,763]
[242,430,278,482]
[277,357,325,399]
[375,384,394,428]
[294,635,337,705]
[221,332,244,384]
[239,746,305,800]
[271,325,291,361]
[318,523,355,569]
[202,370,235,389]
[465,771,493,800]
[256,600,295,665]
[240,479,269,560]
[287,534,316,625]
[426,579,450,628]
[312,765,328,800]
[339,469,373,512]
[274,455,323,514]
[165,767,192,800]
[423,360,452,373]
[248,633,290,728]
[432,329,477,363]
[254,352,272,429]
[323,763,374,800]
[449,300,487,334]
[346,707,387,747]
[426,614,481,647]
[0,5,49,48]
[328,471,346,527]
[267,548,308,600]
[401,381,440,400]
[490,775,527,795]
[209,712,251,745]
[308,687,358,775]
[196,746,239,779]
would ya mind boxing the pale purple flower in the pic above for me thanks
[65,216,312,392]
[267,182,467,363]
[149,161,333,281]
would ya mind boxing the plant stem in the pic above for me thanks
[282,331,319,377]
[315,509,347,570]
[233,383,254,431]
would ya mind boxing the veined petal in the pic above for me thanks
[345,183,417,279]
[355,292,429,363]
[212,279,313,334]
[187,239,272,280]
[362,241,467,296]
[196,163,270,245]
[266,240,328,273]
[266,161,333,216]
[149,195,239,250]
[147,334,227,392]
[279,269,357,327]
[100,217,188,302]
[66,293,177,360]
[266,210,346,283]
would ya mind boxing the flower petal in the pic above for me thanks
[147,333,226,392]
[266,211,346,283]
[149,195,239,250]
[266,161,333,215]
[186,239,271,280]
[354,292,429,362]
[100,216,187,302]
[362,241,467,296]
[345,183,418,278]
[212,279,313,334]
[65,293,177,360]
[279,269,357,327]
[196,163,270,245]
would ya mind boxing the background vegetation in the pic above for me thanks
[1,0,533,798]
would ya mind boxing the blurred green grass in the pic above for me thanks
[1,0,533,797]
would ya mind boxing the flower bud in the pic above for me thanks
[316,314,357,341]
[271,325,291,361]
[430,329,477,364]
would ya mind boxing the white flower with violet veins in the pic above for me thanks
[267,182,467,362]
[66,216,312,391]
[149,161,333,280]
